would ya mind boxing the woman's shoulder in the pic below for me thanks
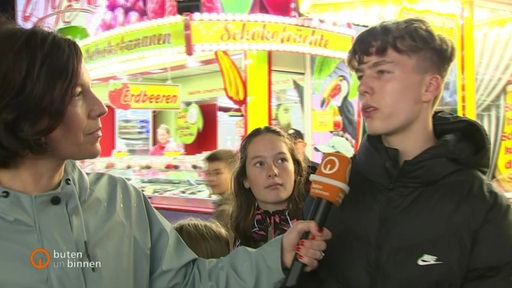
[66,160,144,201]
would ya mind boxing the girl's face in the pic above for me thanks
[243,134,295,211]
[46,63,107,161]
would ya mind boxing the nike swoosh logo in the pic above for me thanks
[417,259,443,266]
[417,254,443,266]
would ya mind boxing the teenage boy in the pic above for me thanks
[299,18,512,287]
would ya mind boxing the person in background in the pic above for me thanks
[287,128,319,170]
[299,18,512,287]
[149,123,183,155]
[204,149,239,243]
[275,103,293,131]
[231,126,307,248]
[287,128,318,191]
[174,217,231,259]
[0,21,331,287]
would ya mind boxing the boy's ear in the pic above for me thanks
[422,74,442,102]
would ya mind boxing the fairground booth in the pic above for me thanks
[15,0,512,220]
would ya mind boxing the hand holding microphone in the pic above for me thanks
[283,152,351,287]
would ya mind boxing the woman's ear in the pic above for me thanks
[243,179,249,189]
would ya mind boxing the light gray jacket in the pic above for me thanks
[0,161,285,287]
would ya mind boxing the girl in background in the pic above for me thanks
[231,126,306,248]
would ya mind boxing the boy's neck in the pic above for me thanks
[381,119,437,166]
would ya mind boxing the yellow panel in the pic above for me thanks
[246,51,270,132]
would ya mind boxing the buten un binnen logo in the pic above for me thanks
[30,248,102,269]
[319,156,340,175]
[31,248,51,269]
[417,254,443,266]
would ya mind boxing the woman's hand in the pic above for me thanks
[281,221,331,272]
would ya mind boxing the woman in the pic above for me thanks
[149,124,183,156]
[0,22,330,287]
[231,126,307,248]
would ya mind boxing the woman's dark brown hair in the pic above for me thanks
[231,126,306,248]
[0,23,82,167]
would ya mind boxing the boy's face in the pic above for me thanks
[206,161,232,196]
[355,49,439,137]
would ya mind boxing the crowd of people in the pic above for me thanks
[0,14,511,288]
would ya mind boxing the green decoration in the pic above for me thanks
[220,0,253,13]
[57,25,89,41]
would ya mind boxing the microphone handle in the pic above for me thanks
[283,198,332,287]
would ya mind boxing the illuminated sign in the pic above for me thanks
[108,82,181,110]
[190,20,353,56]
[495,84,512,191]
[81,22,185,65]
[16,0,100,38]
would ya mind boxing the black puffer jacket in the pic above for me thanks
[298,111,512,288]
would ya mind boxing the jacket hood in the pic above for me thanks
[432,111,490,173]
[355,111,490,186]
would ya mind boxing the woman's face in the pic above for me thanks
[157,128,170,145]
[243,134,295,211]
[46,63,107,160]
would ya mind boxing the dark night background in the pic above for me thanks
[0,0,15,19]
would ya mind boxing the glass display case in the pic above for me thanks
[116,110,152,155]
[79,155,216,222]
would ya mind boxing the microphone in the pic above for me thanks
[283,152,351,287]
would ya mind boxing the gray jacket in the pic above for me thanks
[0,161,285,287]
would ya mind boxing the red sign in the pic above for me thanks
[108,82,181,110]
[17,0,100,31]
